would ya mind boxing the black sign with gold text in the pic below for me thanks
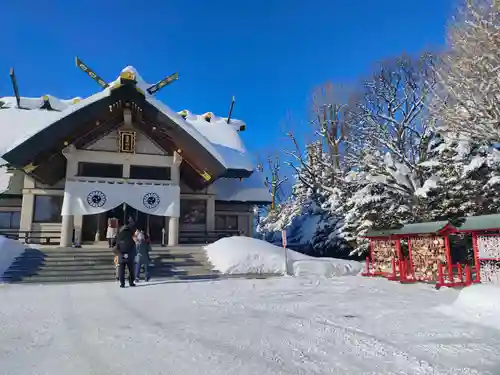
[119,131,136,153]
[147,72,178,95]
[75,56,109,89]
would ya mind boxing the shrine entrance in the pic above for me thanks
[81,204,167,244]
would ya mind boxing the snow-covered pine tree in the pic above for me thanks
[340,53,438,255]
[418,132,500,220]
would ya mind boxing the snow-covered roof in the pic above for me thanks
[213,171,271,204]
[0,66,254,173]
[0,91,108,163]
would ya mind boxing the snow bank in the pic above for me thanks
[0,236,26,281]
[293,258,360,278]
[438,284,500,330]
[204,236,362,277]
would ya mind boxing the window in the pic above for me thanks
[77,162,123,178]
[33,196,64,223]
[180,199,206,225]
[129,165,171,181]
[215,215,239,231]
[0,211,20,229]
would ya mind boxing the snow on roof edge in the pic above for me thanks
[213,172,271,204]
[1,89,111,158]
[146,96,232,168]
[1,66,255,173]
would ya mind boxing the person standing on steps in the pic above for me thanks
[115,218,137,288]
[106,216,119,248]
[134,229,151,282]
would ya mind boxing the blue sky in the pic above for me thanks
[0,0,453,162]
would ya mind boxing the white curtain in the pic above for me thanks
[61,180,180,217]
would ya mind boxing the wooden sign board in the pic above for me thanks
[119,131,136,153]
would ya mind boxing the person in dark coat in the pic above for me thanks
[115,220,137,288]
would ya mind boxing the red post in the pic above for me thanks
[457,263,464,284]
[471,232,481,283]
[444,236,453,283]
[465,264,472,286]
[407,237,415,279]
[437,262,444,287]
[364,256,370,275]
[369,239,375,266]
[395,239,403,260]
[400,260,406,282]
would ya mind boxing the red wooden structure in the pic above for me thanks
[456,214,500,284]
[361,217,489,288]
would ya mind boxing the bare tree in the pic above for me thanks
[432,0,500,143]
[354,54,437,169]
[256,151,287,210]
[283,83,356,193]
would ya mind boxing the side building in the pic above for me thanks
[0,67,271,246]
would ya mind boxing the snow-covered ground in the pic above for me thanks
[1,277,500,374]
[439,284,500,331]
[205,236,362,277]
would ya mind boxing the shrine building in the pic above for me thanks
[0,66,270,246]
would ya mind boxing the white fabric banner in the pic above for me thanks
[61,180,180,217]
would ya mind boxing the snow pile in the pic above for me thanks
[204,236,362,277]
[438,284,500,330]
[0,236,26,280]
[292,258,360,278]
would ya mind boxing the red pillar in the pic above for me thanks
[444,235,453,283]
[457,263,464,285]
[369,239,375,271]
[437,262,444,287]
[395,239,403,280]
[465,264,472,286]
[407,237,415,280]
[471,232,481,283]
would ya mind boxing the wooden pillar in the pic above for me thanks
[407,236,415,280]
[395,238,402,279]
[471,232,481,283]
[444,235,453,283]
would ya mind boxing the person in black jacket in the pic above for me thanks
[115,221,137,288]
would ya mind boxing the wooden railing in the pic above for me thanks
[0,230,62,245]
[179,230,241,244]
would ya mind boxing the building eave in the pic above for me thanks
[1,84,234,189]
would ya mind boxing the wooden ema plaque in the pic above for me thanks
[119,131,136,153]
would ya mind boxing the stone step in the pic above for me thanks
[3,244,218,284]
[3,269,219,283]
[14,254,209,263]
[17,249,209,256]
[34,248,206,253]
[5,264,214,277]
[8,258,210,270]
[3,272,278,284]
[3,274,223,284]
[4,267,212,278]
